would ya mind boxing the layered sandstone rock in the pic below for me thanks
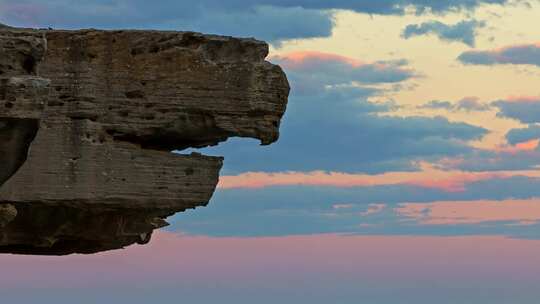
[0,26,289,255]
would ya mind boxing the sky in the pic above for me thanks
[1,0,540,303]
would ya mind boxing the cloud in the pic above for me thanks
[506,125,540,145]
[419,100,454,110]
[418,97,491,112]
[360,203,387,216]
[217,162,540,192]
[456,96,491,111]
[458,43,540,66]
[271,51,415,94]
[495,139,540,154]
[170,6,334,44]
[426,96,540,172]
[440,150,540,172]
[0,0,511,43]
[247,0,511,15]
[0,2,333,43]
[170,175,540,237]
[493,96,540,123]
[435,139,540,172]
[396,198,540,225]
[195,105,487,174]
[402,20,485,47]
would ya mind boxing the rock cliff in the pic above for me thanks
[0,26,289,255]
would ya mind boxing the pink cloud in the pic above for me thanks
[396,198,540,225]
[218,162,540,192]
[270,51,408,73]
[271,51,364,69]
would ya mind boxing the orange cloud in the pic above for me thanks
[495,139,540,154]
[218,162,540,192]
[396,198,540,225]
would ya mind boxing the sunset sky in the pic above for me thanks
[2,0,540,303]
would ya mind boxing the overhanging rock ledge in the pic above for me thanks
[0,26,289,255]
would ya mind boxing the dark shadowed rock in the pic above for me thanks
[0,26,289,255]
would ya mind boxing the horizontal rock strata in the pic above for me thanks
[0,26,289,255]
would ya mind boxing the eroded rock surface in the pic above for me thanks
[0,26,289,255]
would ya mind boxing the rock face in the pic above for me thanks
[0,27,289,255]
